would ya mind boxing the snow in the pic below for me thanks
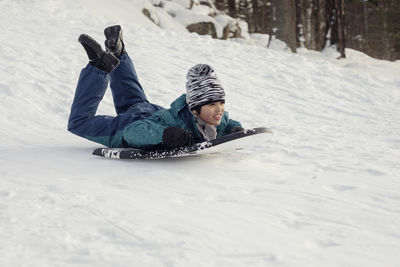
[146,0,244,40]
[1,0,400,266]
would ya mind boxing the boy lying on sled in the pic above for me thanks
[68,25,243,149]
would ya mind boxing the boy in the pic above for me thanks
[68,25,243,149]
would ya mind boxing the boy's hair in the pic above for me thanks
[190,100,225,115]
[186,64,225,110]
[191,106,202,115]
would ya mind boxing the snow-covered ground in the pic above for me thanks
[1,0,400,266]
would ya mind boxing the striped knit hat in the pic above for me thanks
[186,64,225,110]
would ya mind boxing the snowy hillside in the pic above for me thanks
[1,0,400,266]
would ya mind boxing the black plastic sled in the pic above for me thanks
[92,127,272,160]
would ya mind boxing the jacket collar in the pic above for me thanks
[170,94,204,142]
[169,94,188,116]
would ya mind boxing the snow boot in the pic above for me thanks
[104,25,126,58]
[78,34,120,73]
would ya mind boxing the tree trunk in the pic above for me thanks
[270,0,297,52]
[379,0,391,60]
[335,0,346,58]
[296,0,328,51]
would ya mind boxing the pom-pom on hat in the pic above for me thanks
[186,64,225,111]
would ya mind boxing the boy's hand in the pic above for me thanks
[163,127,195,149]
[229,126,244,134]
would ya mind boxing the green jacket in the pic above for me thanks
[122,94,242,148]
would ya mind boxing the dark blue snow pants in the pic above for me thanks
[68,53,164,146]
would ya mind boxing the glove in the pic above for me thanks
[229,126,244,134]
[163,127,195,149]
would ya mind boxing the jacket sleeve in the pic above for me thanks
[224,119,242,134]
[123,120,166,148]
[122,110,175,148]
[218,112,243,136]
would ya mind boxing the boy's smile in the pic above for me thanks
[193,101,225,126]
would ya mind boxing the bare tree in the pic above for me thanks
[296,0,328,51]
[268,0,297,52]
[213,0,398,60]
[335,0,346,58]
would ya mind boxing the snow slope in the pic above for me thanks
[1,0,400,266]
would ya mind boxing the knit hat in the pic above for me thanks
[186,64,225,110]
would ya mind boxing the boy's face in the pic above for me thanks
[193,101,225,126]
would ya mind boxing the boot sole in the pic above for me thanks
[78,34,104,57]
[104,25,122,40]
